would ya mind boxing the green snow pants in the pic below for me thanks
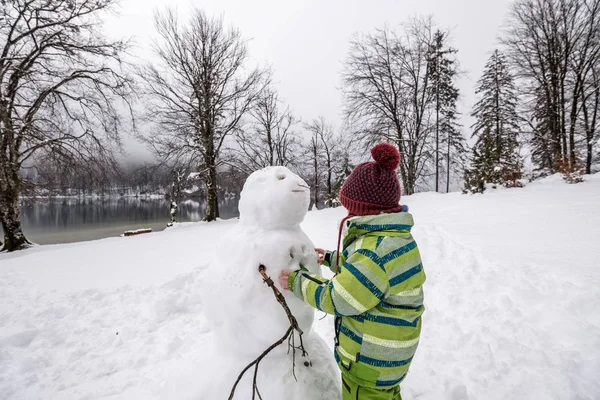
[341,375,402,400]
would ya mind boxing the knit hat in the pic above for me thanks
[339,143,402,216]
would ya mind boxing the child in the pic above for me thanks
[279,143,425,400]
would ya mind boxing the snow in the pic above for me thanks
[1,173,599,399]
[237,166,311,228]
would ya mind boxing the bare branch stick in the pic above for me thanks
[228,264,308,400]
[228,326,293,400]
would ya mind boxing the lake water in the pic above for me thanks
[1,197,240,245]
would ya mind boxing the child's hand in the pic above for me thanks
[279,270,291,290]
[315,248,325,264]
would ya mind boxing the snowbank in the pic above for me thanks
[1,174,599,399]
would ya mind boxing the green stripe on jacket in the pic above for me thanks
[288,212,426,389]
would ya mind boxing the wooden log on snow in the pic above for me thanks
[122,228,153,237]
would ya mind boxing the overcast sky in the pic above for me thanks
[103,0,516,160]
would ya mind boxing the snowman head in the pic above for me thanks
[239,166,311,228]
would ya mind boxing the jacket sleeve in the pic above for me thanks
[322,249,349,274]
[289,250,389,316]
[322,250,337,273]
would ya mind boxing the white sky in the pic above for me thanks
[103,0,515,160]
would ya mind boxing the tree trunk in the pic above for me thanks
[267,126,274,166]
[581,79,599,175]
[587,141,593,175]
[168,169,182,226]
[587,86,600,175]
[326,156,332,207]
[446,134,451,193]
[494,56,501,164]
[568,77,581,169]
[396,134,411,196]
[435,79,440,193]
[560,78,569,165]
[399,166,411,195]
[204,164,219,222]
[0,184,30,252]
[313,142,319,209]
[435,59,440,193]
[405,152,416,196]
[405,173,414,196]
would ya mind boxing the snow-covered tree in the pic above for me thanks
[428,30,466,192]
[167,166,187,227]
[441,106,468,192]
[465,50,523,193]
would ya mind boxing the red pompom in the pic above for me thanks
[371,143,400,171]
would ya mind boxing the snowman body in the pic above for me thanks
[200,166,340,400]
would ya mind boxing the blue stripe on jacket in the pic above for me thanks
[354,224,413,232]
[380,241,417,265]
[340,324,363,345]
[358,355,414,368]
[364,314,421,327]
[344,262,385,299]
[315,286,323,310]
[376,375,407,387]
[356,249,385,272]
[389,264,423,286]
[380,302,423,311]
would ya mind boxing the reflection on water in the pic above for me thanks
[1,197,239,245]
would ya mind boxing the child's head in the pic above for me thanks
[339,143,402,216]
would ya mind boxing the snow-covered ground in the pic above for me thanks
[1,174,599,400]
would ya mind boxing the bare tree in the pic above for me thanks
[234,87,301,174]
[504,0,600,175]
[342,18,440,195]
[138,8,266,221]
[581,62,600,173]
[304,117,345,208]
[0,0,133,251]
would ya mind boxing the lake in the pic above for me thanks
[1,197,240,245]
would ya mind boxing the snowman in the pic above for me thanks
[196,166,340,400]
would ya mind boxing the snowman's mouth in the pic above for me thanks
[292,184,309,193]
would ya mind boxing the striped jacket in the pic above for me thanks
[288,212,425,389]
